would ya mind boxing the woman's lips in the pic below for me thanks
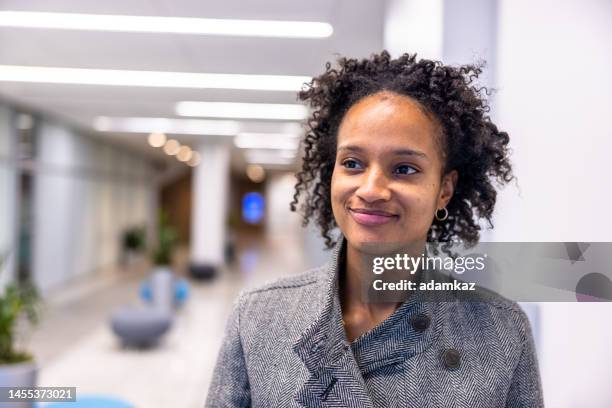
[349,208,397,226]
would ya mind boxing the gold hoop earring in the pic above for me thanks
[435,207,448,221]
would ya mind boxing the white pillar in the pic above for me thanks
[189,143,230,279]
[0,106,17,289]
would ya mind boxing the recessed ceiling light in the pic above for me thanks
[176,145,193,162]
[148,132,167,147]
[93,117,240,135]
[246,164,266,183]
[0,65,311,91]
[0,11,333,39]
[188,151,201,167]
[163,139,181,156]
[176,101,308,120]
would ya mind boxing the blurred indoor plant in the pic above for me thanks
[0,250,41,405]
[152,212,177,267]
[148,212,178,310]
[121,225,147,266]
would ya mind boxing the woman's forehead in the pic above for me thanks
[341,92,437,131]
[337,94,440,153]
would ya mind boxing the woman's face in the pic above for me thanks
[331,91,457,251]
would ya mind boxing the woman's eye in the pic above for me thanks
[342,159,362,169]
[394,164,417,175]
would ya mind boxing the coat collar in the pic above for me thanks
[292,235,445,406]
[293,234,348,373]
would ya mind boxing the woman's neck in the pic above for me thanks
[339,240,425,342]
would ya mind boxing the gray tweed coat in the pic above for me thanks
[205,236,544,407]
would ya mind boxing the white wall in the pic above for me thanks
[493,1,612,406]
[32,120,155,294]
[383,0,612,405]
[493,0,612,242]
[384,0,444,60]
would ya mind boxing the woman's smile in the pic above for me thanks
[348,207,398,226]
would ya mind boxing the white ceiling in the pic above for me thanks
[0,0,386,170]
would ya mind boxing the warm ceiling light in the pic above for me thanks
[246,164,266,183]
[0,65,311,92]
[93,117,240,135]
[0,11,333,39]
[147,132,166,147]
[234,133,300,150]
[187,151,201,167]
[176,101,308,120]
[176,145,193,162]
[163,139,181,155]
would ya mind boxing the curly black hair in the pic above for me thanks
[290,50,514,250]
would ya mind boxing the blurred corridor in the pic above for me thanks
[28,228,313,407]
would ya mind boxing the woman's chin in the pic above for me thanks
[345,229,423,255]
[346,231,395,252]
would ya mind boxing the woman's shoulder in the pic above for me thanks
[233,264,330,312]
[460,283,524,312]
[430,268,530,321]
[243,265,330,296]
[229,266,331,344]
[451,283,535,345]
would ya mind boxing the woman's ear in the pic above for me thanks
[438,170,458,209]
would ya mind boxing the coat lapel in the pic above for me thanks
[291,236,445,407]
[292,236,375,407]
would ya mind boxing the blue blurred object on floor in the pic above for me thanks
[139,277,190,308]
[38,395,135,407]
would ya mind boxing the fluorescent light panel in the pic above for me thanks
[176,101,308,120]
[234,133,300,150]
[0,11,333,39]
[246,148,297,158]
[94,117,240,135]
[0,65,310,91]
[245,152,296,165]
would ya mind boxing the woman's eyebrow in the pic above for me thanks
[337,144,429,160]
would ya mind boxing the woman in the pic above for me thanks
[206,51,543,407]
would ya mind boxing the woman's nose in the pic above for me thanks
[355,167,391,203]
